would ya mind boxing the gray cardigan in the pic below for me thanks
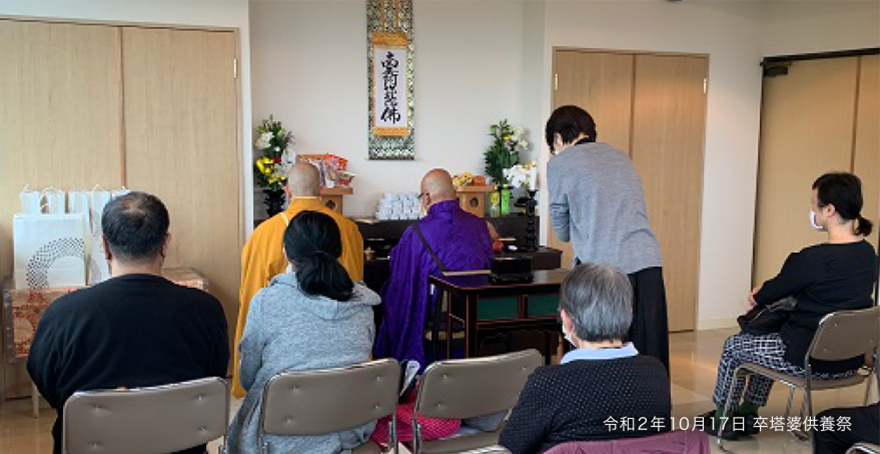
[227,273,381,454]
[547,142,662,274]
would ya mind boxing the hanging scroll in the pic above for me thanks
[367,0,414,160]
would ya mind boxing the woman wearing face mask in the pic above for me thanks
[702,172,876,440]
[499,263,672,454]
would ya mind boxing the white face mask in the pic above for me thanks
[561,322,576,347]
[810,210,825,231]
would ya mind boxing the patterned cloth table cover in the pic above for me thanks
[1,268,208,417]
[2,267,208,361]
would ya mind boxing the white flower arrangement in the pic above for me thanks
[503,164,530,189]
[256,132,273,150]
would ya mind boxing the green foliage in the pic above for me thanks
[484,119,525,186]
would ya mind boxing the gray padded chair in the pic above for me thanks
[848,442,880,454]
[412,349,542,454]
[259,358,401,454]
[63,377,229,454]
[718,306,880,452]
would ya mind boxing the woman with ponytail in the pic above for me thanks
[228,211,381,453]
[704,172,877,440]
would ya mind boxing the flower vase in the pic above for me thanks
[500,186,512,216]
[263,189,286,217]
[489,189,501,218]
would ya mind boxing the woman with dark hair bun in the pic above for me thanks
[228,210,381,453]
[703,172,876,440]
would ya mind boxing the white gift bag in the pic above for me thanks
[86,233,111,285]
[111,187,130,199]
[19,186,42,214]
[42,188,66,214]
[67,190,90,215]
[13,213,87,289]
[89,186,112,235]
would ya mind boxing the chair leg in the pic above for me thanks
[717,366,748,453]
[790,390,810,442]
[390,417,398,454]
[806,379,816,449]
[412,420,422,454]
[31,382,39,419]
[783,387,796,421]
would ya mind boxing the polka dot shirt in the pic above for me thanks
[498,355,671,454]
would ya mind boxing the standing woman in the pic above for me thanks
[228,210,381,453]
[546,105,669,372]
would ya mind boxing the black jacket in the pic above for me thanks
[755,240,876,372]
[27,274,230,454]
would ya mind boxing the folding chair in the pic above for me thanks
[63,377,229,454]
[259,359,401,454]
[412,349,542,454]
[718,306,880,452]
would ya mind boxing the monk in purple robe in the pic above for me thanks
[375,169,494,365]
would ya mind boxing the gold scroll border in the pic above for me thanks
[371,32,410,137]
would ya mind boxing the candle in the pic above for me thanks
[528,160,538,191]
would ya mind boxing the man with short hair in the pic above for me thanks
[28,191,229,454]
[374,169,494,365]
[233,162,364,396]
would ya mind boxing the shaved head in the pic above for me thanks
[287,163,321,197]
[421,169,456,205]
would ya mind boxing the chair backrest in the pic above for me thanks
[542,430,710,454]
[847,442,880,454]
[63,377,229,454]
[415,349,542,420]
[261,358,400,435]
[809,306,880,363]
[464,447,514,454]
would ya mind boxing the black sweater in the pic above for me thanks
[499,356,671,454]
[755,240,876,372]
[27,274,230,454]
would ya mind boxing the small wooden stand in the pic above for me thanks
[320,187,353,214]
[456,185,494,218]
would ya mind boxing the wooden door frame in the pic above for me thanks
[0,14,245,254]
[550,47,710,330]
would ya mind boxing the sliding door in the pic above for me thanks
[122,27,242,350]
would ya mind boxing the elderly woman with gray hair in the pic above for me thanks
[499,263,672,454]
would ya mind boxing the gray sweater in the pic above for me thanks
[548,142,662,274]
[227,273,381,454]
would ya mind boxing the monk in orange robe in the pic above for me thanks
[232,163,364,397]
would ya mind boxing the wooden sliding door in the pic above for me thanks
[631,55,707,332]
[552,49,708,332]
[853,55,880,249]
[0,20,124,397]
[0,18,242,397]
[0,20,123,282]
[550,51,634,268]
[122,27,242,346]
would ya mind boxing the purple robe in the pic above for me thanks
[375,200,494,365]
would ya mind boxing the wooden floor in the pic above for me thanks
[1,328,876,453]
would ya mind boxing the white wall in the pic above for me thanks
[249,0,528,218]
[250,0,879,326]
[763,0,880,56]
[538,0,766,328]
[0,0,255,235]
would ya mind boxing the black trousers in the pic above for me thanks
[628,267,670,374]
[814,403,880,454]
